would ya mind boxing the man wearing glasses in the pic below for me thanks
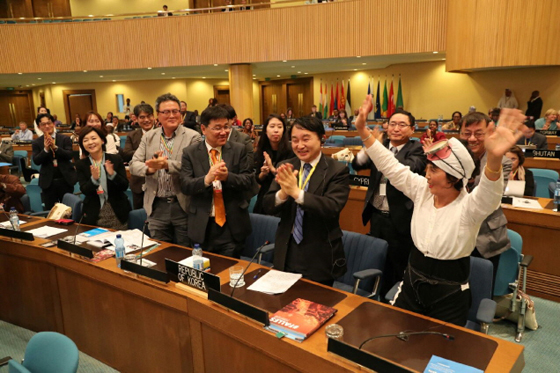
[460,112,511,289]
[352,110,426,296]
[32,113,77,210]
[180,105,253,258]
[130,93,201,246]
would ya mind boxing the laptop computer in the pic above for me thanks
[504,180,526,197]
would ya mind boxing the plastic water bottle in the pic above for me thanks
[114,234,125,268]
[9,207,20,231]
[192,243,203,270]
[554,181,560,212]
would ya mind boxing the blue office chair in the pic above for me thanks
[528,168,558,198]
[248,194,258,213]
[21,194,31,214]
[5,332,79,373]
[120,135,127,149]
[62,193,83,221]
[241,213,279,266]
[334,231,388,299]
[325,135,345,147]
[30,157,41,172]
[549,181,557,199]
[24,184,44,213]
[342,136,363,146]
[128,208,150,236]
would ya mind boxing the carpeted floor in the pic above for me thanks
[1,296,558,372]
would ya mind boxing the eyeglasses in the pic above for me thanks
[40,121,54,126]
[207,125,232,132]
[158,109,181,116]
[138,115,153,120]
[388,121,411,129]
[460,131,486,140]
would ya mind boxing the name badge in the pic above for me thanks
[379,182,387,196]
[96,185,104,195]
[53,159,58,167]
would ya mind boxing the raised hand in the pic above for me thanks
[355,95,373,134]
[275,163,299,199]
[90,164,100,180]
[104,160,114,176]
[484,108,525,158]
[263,151,276,174]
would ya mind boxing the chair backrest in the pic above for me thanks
[468,257,493,323]
[120,135,127,149]
[14,150,28,159]
[20,194,31,213]
[61,193,83,221]
[30,157,41,172]
[507,229,522,256]
[248,194,258,213]
[494,229,523,296]
[242,213,280,262]
[325,135,345,147]
[25,184,44,213]
[22,332,79,373]
[338,231,388,294]
[549,181,557,199]
[128,208,149,236]
[342,137,362,146]
[528,168,559,198]
[125,188,133,208]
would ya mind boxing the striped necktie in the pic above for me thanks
[293,163,312,244]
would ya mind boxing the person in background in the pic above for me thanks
[53,114,62,128]
[517,119,548,149]
[105,112,113,125]
[327,109,339,122]
[334,109,349,129]
[286,108,295,125]
[105,120,120,155]
[350,108,360,125]
[310,104,323,120]
[497,88,518,109]
[76,126,130,230]
[489,108,501,125]
[280,112,287,121]
[442,111,462,130]
[241,118,257,143]
[71,115,82,130]
[207,98,218,107]
[32,113,77,210]
[0,174,26,213]
[12,121,33,141]
[158,4,173,16]
[123,103,155,209]
[222,0,234,12]
[33,106,55,136]
[70,123,82,143]
[534,108,558,131]
[239,0,251,10]
[420,120,446,144]
[253,114,294,214]
[505,146,535,197]
[525,90,543,120]
[124,98,132,116]
[129,113,139,128]
[180,100,198,132]
[0,141,14,163]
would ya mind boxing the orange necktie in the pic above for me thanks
[210,149,226,227]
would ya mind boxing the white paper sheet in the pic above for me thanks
[88,229,156,254]
[247,270,302,294]
[512,197,543,210]
[0,220,27,229]
[26,226,68,238]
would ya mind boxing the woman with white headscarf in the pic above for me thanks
[354,95,525,325]
[497,88,519,109]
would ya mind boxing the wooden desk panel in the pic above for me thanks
[546,136,560,151]
[524,157,560,173]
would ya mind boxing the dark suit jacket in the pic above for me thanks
[516,132,548,150]
[182,111,198,132]
[32,134,77,189]
[310,111,323,120]
[123,129,145,194]
[525,97,543,119]
[76,153,131,226]
[180,141,253,244]
[263,155,349,282]
[351,139,426,235]
[229,128,258,198]
[523,168,535,197]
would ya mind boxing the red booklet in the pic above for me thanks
[268,298,337,342]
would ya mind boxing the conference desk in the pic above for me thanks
[327,131,461,140]
[0,217,524,372]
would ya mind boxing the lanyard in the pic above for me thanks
[298,163,317,190]
[160,133,174,154]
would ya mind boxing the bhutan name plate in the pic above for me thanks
[524,149,560,159]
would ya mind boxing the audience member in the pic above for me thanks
[460,112,512,289]
[286,108,295,125]
[356,95,524,325]
[309,104,323,120]
[442,111,461,130]
[32,113,77,210]
[334,109,349,128]
[327,109,339,121]
[525,90,543,120]
[71,115,82,130]
[253,114,294,214]
[207,98,218,107]
[352,109,427,295]
[241,118,257,142]
[123,103,155,209]
[350,108,359,124]
[105,121,120,155]
[70,123,82,143]
[0,174,26,213]
[489,108,501,124]
[497,88,518,109]
[11,121,33,141]
[129,113,139,128]
[53,114,62,128]
[239,0,251,10]
[180,105,253,257]
[130,93,202,246]
[33,106,55,136]
[263,116,349,285]
[180,100,198,132]
[0,141,14,163]
[222,0,234,12]
[76,126,131,230]
[517,119,548,149]
[158,4,173,16]
[534,108,558,130]
[505,146,535,197]
[105,112,113,124]
[123,98,132,116]
[420,120,446,144]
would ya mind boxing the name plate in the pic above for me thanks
[350,175,370,187]
[165,259,221,293]
[333,126,349,130]
[536,130,560,136]
[524,149,560,159]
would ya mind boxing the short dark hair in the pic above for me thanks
[490,108,501,117]
[36,113,54,124]
[389,109,415,127]
[200,105,230,126]
[243,118,253,127]
[37,106,49,114]
[219,104,237,120]
[155,93,180,112]
[134,103,154,117]
[452,111,462,118]
[292,116,325,139]
[180,101,187,106]
[107,112,113,116]
[508,146,525,166]
[461,112,490,131]
[524,119,536,130]
[78,126,107,156]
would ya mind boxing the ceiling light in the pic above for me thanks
[354,69,358,71]
[38,78,42,80]
[253,74,256,76]
[52,82,56,84]
[253,78,256,80]
[433,51,438,54]
[276,75,280,77]
[18,72,22,75]
[32,84,35,86]
[304,73,308,75]
[147,67,152,70]
[88,15,93,17]
[362,63,367,65]
[83,70,87,72]
[99,75,103,78]
[26,85,29,87]
[442,58,446,60]
[225,69,228,72]
[214,64,218,66]
[202,77,206,79]
[356,56,361,58]
[282,60,287,63]
[291,66,295,68]
[112,80,116,82]
[172,77,176,79]
[297,71,301,74]
[161,73,165,75]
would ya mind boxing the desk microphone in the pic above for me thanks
[359,331,455,349]
[230,240,270,298]
[73,213,86,244]
[0,205,15,230]
[138,220,149,266]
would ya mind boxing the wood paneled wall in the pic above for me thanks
[446,0,560,71]
[0,0,447,74]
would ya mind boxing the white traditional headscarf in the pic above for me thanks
[427,137,475,184]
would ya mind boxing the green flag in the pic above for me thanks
[382,79,388,117]
[396,76,404,109]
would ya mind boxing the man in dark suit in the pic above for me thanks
[352,110,426,295]
[517,119,548,150]
[180,105,253,258]
[263,116,349,285]
[310,105,323,120]
[32,113,77,210]
[525,90,543,120]
[123,103,155,209]
[180,101,199,133]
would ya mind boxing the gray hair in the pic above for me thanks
[155,93,180,112]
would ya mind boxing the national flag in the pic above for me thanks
[345,79,352,118]
[375,78,381,119]
[319,81,324,116]
[334,81,339,113]
[329,83,334,117]
[367,78,374,120]
[396,75,404,110]
[323,83,328,119]
[340,80,346,111]
[382,78,388,117]
[388,76,395,118]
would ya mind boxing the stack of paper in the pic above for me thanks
[247,270,302,294]
[26,226,68,238]
[85,229,156,254]
[0,220,27,229]
[512,197,543,210]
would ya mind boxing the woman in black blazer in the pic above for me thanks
[76,126,131,229]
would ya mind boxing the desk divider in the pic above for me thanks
[0,227,34,241]
[57,239,94,259]
[208,288,270,327]
[120,260,170,283]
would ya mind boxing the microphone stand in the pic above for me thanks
[138,220,149,266]
[73,213,85,244]
[230,240,270,298]
[359,331,455,350]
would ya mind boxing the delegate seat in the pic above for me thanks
[528,168,558,198]
[241,213,278,266]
